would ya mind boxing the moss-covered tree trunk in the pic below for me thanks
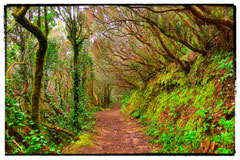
[73,44,80,129]
[20,43,30,111]
[12,6,48,128]
[90,69,94,104]
[57,6,90,131]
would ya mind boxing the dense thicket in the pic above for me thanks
[5,5,234,154]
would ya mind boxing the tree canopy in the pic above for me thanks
[5,5,235,154]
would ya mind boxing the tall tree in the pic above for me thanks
[58,6,91,130]
[12,6,49,128]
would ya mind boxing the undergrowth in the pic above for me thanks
[121,51,235,154]
[5,84,99,154]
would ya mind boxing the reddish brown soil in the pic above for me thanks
[81,103,154,154]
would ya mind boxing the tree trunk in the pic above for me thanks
[73,44,80,130]
[12,6,48,129]
[91,70,94,103]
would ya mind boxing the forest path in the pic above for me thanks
[80,103,154,154]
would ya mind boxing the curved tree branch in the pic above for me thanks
[12,6,48,128]
[185,6,233,29]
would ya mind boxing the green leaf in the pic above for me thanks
[19,123,25,127]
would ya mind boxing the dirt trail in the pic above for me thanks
[80,103,154,154]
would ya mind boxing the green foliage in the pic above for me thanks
[111,96,119,104]
[5,102,61,154]
[132,109,142,118]
[159,133,174,152]
[196,109,207,119]
[6,5,234,155]
[213,132,234,146]
[216,148,233,154]
[6,98,27,128]
[219,117,234,132]
[22,128,47,154]
[120,92,131,111]
[45,39,59,69]
[213,52,234,81]
[122,50,235,153]
[183,131,199,151]
[139,115,147,122]
[6,78,97,154]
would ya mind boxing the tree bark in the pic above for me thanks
[185,6,233,29]
[73,44,80,130]
[12,6,48,128]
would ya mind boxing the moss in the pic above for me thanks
[12,6,48,127]
[63,132,94,154]
[74,133,94,147]
[122,51,234,153]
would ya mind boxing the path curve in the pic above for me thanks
[81,103,153,154]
